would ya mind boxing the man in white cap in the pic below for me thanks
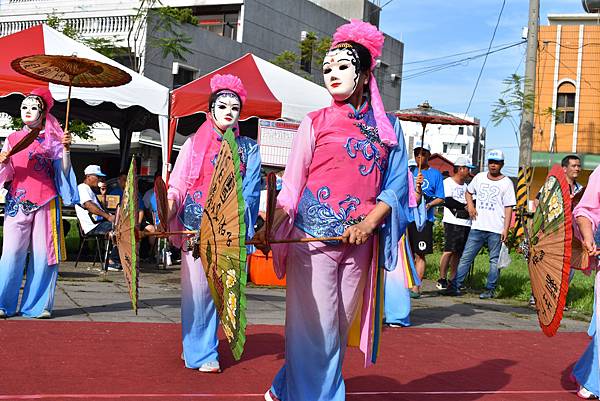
[408,140,445,298]
[75,165,121,271]
[443,150,515,298]
[436,156,474,290]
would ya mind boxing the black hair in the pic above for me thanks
[561,154,580,168]
[119,170,128,177]
[208,90,243,115]
[331,41,373,74]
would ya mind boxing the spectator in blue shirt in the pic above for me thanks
[108,170,127,198]
[408,141,445,298]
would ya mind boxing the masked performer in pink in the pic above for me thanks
[571,165,600,399]
[167,74,261,373]
[0,88,78,319]
[254,20,413,401]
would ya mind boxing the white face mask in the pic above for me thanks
[323,47,360,101]
[20,96,44,128]
[211,92,241,132]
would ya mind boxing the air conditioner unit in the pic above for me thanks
[390,73,400,81]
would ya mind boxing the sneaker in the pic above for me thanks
[264,390,281,401]
[479,290,495,299]
[387,323,406,328]
[529,295,536,306]
[577,386,598,399]
[107,263,123,272]
[436,278,448,290]
[409,290,421,299]
[441,287,462,297]
[198,360,221,373]
[564,304,569,312]
[35,310,51,319]
[0,309,6,318]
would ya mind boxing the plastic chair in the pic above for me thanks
[74,219,110,268]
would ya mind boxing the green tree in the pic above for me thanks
[128,0,198,72]
[272,50,300,73]
[271,32,331,83]
[490,74,536,144]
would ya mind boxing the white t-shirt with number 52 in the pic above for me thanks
[467,172,516,234]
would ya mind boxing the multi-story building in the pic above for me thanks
[0,0,403,110]
[400,113,484,169]
[532,12,600,193]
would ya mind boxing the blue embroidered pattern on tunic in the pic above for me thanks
[5,189,41,217]
[179,191,204,230]
[345,122,388,176]
[295,186,365,240]
[210,153,218,167]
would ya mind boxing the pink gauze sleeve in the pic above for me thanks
[0,139,14,186]
[408,171,417,208]
[167,136,194,208]
[271,115,315,278]
[573,165,600,240]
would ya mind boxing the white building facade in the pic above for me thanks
[400,113,485,168]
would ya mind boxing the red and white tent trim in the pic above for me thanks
[168,53,331,166]
[0,25,170,174]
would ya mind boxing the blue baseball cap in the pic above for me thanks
[487,149,505,162]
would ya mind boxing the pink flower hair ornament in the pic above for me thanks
[332,19,385,71]
[29,87,54,114]
[210,74,247,104]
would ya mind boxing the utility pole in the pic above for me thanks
[515,0,539,239]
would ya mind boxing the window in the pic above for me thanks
[556,82,576,124]
[461,145,467,154]
[192,5,240,40]
[443,143,448,153]
[173,65,197,89]
[458,127,464,135]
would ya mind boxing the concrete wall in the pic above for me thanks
[144,0,403,109]
[143,15,245,87]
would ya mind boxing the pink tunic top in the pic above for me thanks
[294,101,389,239]
[4,129,58,215]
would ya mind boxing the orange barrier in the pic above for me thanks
[248,251,286,286]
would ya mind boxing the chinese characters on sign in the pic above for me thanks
[258,119,300,167]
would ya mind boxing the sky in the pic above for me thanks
[379,0,583,176]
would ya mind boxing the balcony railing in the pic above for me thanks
[0,15,134,39]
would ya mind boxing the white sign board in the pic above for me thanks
[257,119,300,167]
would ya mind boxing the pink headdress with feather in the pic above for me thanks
[26,87,63,160]
[210,74,247,104]
[331,19,397,147]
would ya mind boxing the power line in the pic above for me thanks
[464,0,506,116]
[401,41,524,80]
[403,41,525,66]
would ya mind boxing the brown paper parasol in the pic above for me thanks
[11,54,132,132]
[525,165,572,336]
[114,159,139,313]
[395,101,476,173]
[154,176,168,233]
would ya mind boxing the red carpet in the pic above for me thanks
[0,322,587,400]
